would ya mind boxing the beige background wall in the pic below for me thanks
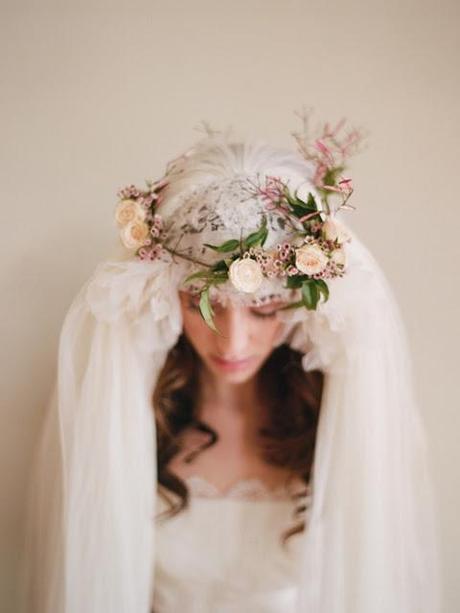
[1,1,458,611]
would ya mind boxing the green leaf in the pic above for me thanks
[217,239,241,253]
[286,275,305,289]
[290,204,312,218]
[209,270,229,279]
[292,189,317,212]
[183,269,213,285]
[203,242,220,251]
[306,192,318,210]
[260,226,269,247]
[204,239,240,253]
[211,276,229,285]
[183,266,229,288]
[315,279,330,303]
[278,299,305,310]
[243,216,268,248]
[282,279,329,312]
[211,259,229,272]
[322,165,345,187]
[283,186,298,207]
[301,280,320,310]
[283,185,314,211]
[199,288,220,333]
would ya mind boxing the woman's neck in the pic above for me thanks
[195,366,266,426]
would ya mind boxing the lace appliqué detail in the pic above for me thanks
[185,474,311,503]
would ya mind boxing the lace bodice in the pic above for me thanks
[183,474,310,502]
[152,476,310,612]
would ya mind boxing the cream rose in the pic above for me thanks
[321,217,351,244]
[228,258,264,293]
[295,244,328,275]
[120,220,150,250]
[115,199,146,226]
[330,247,347,268]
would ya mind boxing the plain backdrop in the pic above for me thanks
[1,1,458,611]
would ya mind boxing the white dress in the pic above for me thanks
[151,476,310,613]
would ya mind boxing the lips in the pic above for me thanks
[210,355,254,370]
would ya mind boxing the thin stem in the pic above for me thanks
[298,210,323,224]
[162,243,213,268]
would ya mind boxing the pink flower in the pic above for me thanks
[229,258,264,292]
[115,199,146,226]
[120,220,150,249]
[295,244,328,275]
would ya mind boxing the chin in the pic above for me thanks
[217,369,258,385]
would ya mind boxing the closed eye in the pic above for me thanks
[250,309,278,319]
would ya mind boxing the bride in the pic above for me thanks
[153,287,321,611]
[22,117,440,613]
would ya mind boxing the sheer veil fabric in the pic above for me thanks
[21,137,441,613]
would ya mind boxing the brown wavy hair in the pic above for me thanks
[153,332,323,545]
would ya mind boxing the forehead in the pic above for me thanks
[178,284,295,307]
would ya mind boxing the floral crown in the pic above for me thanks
[114,113,365,331]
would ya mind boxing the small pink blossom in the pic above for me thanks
[286,265,299,276]
[138,247,150,260]
[117,184,142,200]
[338,177,353,195]
[138,244,164,261]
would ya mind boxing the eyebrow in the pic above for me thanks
[250,302,283,310]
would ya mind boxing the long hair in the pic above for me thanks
[153,332,324,544]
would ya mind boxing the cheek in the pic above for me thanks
[253,318,285,352]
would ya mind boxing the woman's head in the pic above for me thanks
[114,131,356,347]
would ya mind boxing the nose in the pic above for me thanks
[214,305,250,359]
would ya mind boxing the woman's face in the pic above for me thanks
[178,290,287,384]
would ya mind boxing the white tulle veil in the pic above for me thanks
[21,133,441,612]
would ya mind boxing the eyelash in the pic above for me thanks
[251,310,277,319]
